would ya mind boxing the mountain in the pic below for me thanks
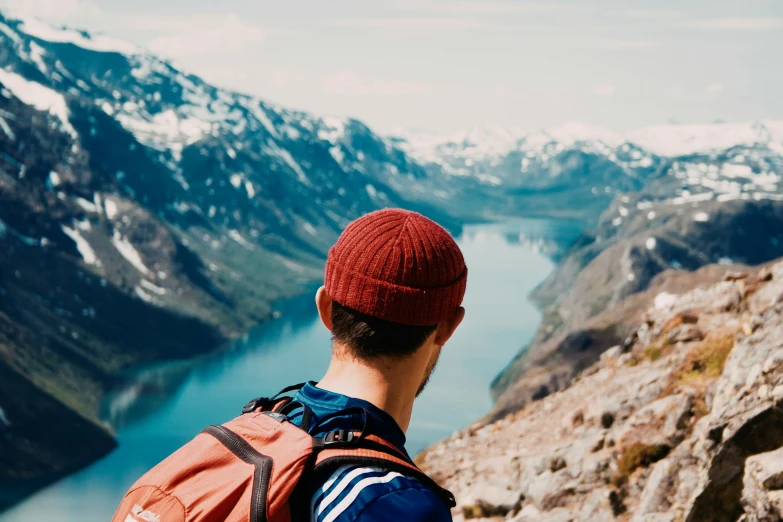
[0,11,464,501]
[393,122,659,223]
[420,260,783,521]
[2,8,783,512]
[394,120,783,223]
[488,123,783,418]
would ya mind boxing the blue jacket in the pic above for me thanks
[288,382,453,522]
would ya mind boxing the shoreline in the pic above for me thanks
[0,218,583,518]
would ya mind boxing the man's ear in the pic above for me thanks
[316,286,333,330]
[434,306,465,346]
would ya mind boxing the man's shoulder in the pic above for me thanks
[310,464,452,522]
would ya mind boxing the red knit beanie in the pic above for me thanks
[324,209,468,326]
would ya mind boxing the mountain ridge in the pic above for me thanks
[2,10,783,516]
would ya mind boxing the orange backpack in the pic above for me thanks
[112,385,455,522]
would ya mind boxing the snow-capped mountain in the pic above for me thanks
[394,118,783,219]
[394,122,652,181]
[626,120,783,157]
[2,8,783,506]
[396,119,783,170]
[0,11,455,495]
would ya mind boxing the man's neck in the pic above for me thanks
[316,348,425,434]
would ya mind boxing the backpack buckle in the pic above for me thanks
[241,397,269,414]
[323,429,356,445]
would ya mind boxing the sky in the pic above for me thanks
[2,0,782,135]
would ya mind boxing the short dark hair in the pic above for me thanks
[330,301,438,360]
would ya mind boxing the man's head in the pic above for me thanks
[316,209,467,395]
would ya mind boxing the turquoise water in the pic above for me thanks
[0,219,582,521]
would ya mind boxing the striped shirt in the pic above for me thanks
[290,383,453,522]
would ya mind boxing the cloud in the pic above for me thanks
[598,39,663,50]
[322,71,429,96]
[595,83,616,97]
[325,17,520,31]
[684,17,783,30]
[148,14,264,59]
[389,1,587,15]
[622,8,687,20]
[333,1,582,31]
[0,0,102,21]
[491,84,511,100]
[668,85,686,99]
[270,70,299,89]
[703,83,724,101]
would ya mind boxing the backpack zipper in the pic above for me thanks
[203,425,272,522]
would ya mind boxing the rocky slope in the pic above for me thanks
[489,123,783,418]
[420,259,783,521]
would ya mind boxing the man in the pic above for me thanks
[112,208,467,522]
[292,208,467,521]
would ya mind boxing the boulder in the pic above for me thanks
[512,505,575,522]
[526,470,574,511]
[668,324,704,344]
[459,482,524,519]
[617,394,693,448]
[742,447,783,521]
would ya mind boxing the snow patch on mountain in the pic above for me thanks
[134,285,162,305]
[0,21,20,44]
[28,41,47,73]
[627,120,783,157]
[116,109,211,156]
[241,99,279,138]
[228,230,254,249]
[18,17,143,55]
[112,231,151,276]
[0,68,76,137]
[140,279,166,295]
[318,116,347,143]
[396,120,783,175]
[266,142,309,185]
[104,198,118,219]
[0,112,15,139]
[75,197,98,213]
[394,121,649,179]
[61,225,99,266]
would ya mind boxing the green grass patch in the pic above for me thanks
[673,333,736,383]
[616,443,670,481]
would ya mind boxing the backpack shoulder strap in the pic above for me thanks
[310,431,456,509]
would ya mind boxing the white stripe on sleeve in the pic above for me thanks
[315,466,383,518]
[321,471,405,522]
[311,465,353,515]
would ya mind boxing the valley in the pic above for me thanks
[0,11,782,519]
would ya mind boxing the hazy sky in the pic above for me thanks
[3,0,783,134]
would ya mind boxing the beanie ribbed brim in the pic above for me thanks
[323,208,468,326]
[325,257,467,326]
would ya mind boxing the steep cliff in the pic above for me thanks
[420,259,783,521]
[490,123,783,418]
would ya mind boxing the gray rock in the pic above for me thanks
[668,324,704,343]
[747,447,783,491]
[459,482,524,518]
[742,448,783,521]
[617,394,692,448]
[526,470,574,511]
[511,506,575,522]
